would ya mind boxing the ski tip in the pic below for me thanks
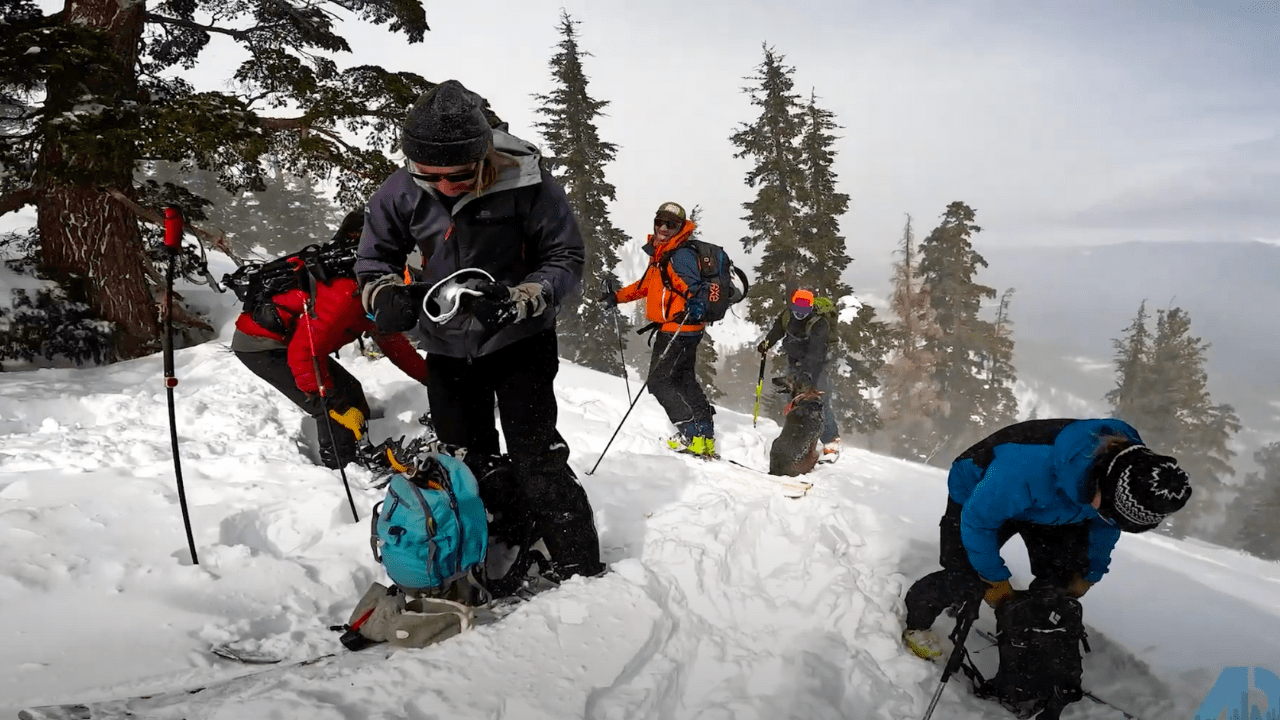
[211,644,286,664]
[19,707,91,720]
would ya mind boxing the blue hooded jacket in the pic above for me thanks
[948,418,1141,583]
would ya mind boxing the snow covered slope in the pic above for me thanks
[1,314,1278,718]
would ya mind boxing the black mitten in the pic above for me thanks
[368,282,422,333]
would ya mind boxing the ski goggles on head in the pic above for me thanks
[422,268,496,324]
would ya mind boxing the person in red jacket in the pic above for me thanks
[231,219,427,469]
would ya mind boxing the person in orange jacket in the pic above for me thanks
[603,202,715,456]
[231,216,427,469]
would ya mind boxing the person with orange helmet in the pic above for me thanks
[757,288,841,460]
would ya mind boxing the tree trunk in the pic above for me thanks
[35,0,156,359]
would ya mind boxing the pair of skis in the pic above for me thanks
[22,585,545,719]
[673,447,814,498]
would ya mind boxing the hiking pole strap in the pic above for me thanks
[586,324,685,476]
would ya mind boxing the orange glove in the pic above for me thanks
[983,579,1016,609]
[1066,574,1095,598]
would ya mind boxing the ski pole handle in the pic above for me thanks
[163,207,183,253]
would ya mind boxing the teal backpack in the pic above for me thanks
[371,452,488,593]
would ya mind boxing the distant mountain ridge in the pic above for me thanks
[847,239,1280,469]
[980,240,1280,389]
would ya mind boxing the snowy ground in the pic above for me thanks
[2,272,1279,719]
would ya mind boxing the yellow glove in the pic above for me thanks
[328,406,366,441]
[1066,574,1095,598]
[983,579,1016,609]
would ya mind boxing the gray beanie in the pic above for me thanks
[402,80,492,166]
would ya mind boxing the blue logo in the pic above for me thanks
[1192,667,1280,720]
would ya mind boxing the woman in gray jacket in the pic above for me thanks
[356,80,602,581]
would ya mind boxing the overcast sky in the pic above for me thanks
[330,0,1280,277]
[22,0,1278,281]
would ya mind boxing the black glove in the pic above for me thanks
[363,276,422,333]
[469,280,521,331]
[682,299,706,323]
[600,277,621,307]
[756,341,769,355]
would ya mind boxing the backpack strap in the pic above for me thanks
[730,264,749,303]
[656,242,699,299]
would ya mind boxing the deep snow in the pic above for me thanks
[1,260,1278,719]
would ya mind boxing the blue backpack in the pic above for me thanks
[370,452,488,592]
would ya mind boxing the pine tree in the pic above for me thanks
[917,201,1004,462]
[985,287,1020,427]
[533,11,629,375]
[793,89,887,435]
[1150,307,1239,538]
[796,90,852,298]
[0,0,436,359]
[1105,305,1240,539]
[1106,301,1161,425]
[831,301,891,436]
[730,45,807,327]
[878,215,946,460]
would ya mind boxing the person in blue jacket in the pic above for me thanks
[902,418,1192,660]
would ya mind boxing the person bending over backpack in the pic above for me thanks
[355,79,603,581]
[603,201,715,457]
[901,418,1192,661]
[757,288,841,460]
[231,218,427,470]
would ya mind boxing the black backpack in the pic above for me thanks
[222,210,365,334]
[660,239,749,323]
[978,591,1088,719]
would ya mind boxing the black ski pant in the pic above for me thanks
[904,498,1091,630]
[814,371,839,444]
[235,348,368,467]
[648,331,714,439]
[423,330,603,578]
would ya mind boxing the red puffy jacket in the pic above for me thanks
[234,276,426,395]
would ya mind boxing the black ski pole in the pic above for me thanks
[299,280,359,523]
[586,323,685,476]
[161,207,199,565]
[613,309,632,403]
[922,590,982,720]
[603,278,631,402]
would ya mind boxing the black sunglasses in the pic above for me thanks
[408,164,477,184]
[654,218,682,231]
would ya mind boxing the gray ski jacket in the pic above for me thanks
[355,129,584,359]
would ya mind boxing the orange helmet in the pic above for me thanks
[791,289,814,317]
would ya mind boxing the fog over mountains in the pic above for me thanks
[852,239,1280,475]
